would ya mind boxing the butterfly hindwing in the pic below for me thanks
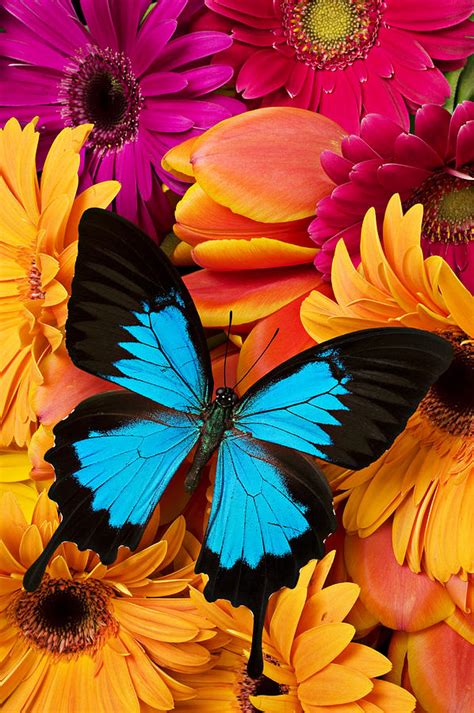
[235,328,452,469]
[196,430,336,677]
[66,208,213,414]
[23,391,201,591]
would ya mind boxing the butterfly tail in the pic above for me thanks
[23,519,69,592]
[247,599,266,679]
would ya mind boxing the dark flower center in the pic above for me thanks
[405,171,474,245]
[59,46,143,154]
[281,0,383,70]
[11,578,118,655]
[420,331,473,437]
[237,658,289,711]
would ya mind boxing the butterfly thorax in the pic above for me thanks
[184,387,238,492]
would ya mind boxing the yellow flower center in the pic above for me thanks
[406,172,474,245]
[420,331,474,437]
[11,578,118,656]
[281,0,383,70]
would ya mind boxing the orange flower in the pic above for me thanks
[163,108,343,388]
[301,195,474,584]
[0,118,120,448]
[184,552,416,712]
[0,491,217,712]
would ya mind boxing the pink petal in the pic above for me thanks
[384,0,473,31]
[318,70,362,133]
[377,163,431,193]
[378,26,433,70]
[414,104,451,160]
[320,152,353,184]
[393,133,444,170]
[411,21,474,60]
[360,114,404,158]
[237,48,291,98]
[391,64,449,105]
[361,72,409,130]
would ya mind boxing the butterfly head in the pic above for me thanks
[215,386,239,408]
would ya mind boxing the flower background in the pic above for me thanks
[1,1,473,711]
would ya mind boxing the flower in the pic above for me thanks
[301,195,474,583]
[163,106,343,390]
[0,0,242,238]
[0,490,217,712]
[0,118,119,448]
[201,0,474,132]
[310,102,474,289]
[183,552,416,711]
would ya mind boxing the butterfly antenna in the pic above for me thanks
[233,328,279,390]
[223,310,233,388]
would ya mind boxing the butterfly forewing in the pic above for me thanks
[66,208,213,414]
[235,328,453,469]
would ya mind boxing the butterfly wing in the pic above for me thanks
[66,208,213,414]
[23,391,201,591]
[235,328,452,469]
[196,429,336,678]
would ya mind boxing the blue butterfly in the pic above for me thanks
[24,209,452,676]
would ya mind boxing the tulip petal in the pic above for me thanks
[184,265,318,327]
[344,523,455,631]
[189,107,344,222]
[192,238,317,270]
[407,622,472,713]
[162,136,199,179]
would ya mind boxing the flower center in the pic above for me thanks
[28,258,45,300]
[281,0,383,70]
[11,578,118,655]
[405,171,474,245]
[59,46,143,154]
[237,658,288,711]
[420,331,473,438]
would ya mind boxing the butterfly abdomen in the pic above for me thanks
[184,390,237,492]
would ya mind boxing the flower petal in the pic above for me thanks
[298,662,373,705]
[190,107,344,222]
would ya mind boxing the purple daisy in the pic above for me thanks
[310,102,474,292]
[0,0,242,238]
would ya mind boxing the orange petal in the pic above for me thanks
[407,621,472,713]
[190,107,343,222]
[174,182,313,248]
[193,238,317,271]
[293,623,355,680]
[236,291,321,392]
[298,662,373,705]
[32,345,115,426]
[364,679,416,712]
[344,524,455,631]
[333,642,391,678]
[184,265,318,327]
[162,136,199,180]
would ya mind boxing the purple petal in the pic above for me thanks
[179,64,234,97]
[80,0,118,50]
[456,121,474,167]
[132,19,177,78]
[341,135,380,162]
[377,163,432,193]
[320,151,353,185]
[0,14,69,70]
[205,0,278,29]
[115,144,138,221]
[2,0,88,56]
[1,65,60,104]
[158,31,233,71]
[150,0,187,22]
[447,101,474,162]
[141,105,194,132]
[140,71,188,97]
[359,114,404,158]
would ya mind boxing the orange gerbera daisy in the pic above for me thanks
[0,491,218,712]
[0,117,120,448]
[301,195,473,584]
[182,552,416,712]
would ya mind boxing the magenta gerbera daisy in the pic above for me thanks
[0,0,242,239]
[309,101,474,291]
[202,0,474,132]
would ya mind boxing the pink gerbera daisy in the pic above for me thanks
[0,0,242,239]
[310,101,474,291]
[202,0,474,131]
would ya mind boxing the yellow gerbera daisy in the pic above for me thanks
[301,195,473,584]
[0,117,120,448]
[0,491,218,712]
[182,552,416,712]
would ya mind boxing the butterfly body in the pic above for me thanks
[185,387,239,491]
[23,208,453,678]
